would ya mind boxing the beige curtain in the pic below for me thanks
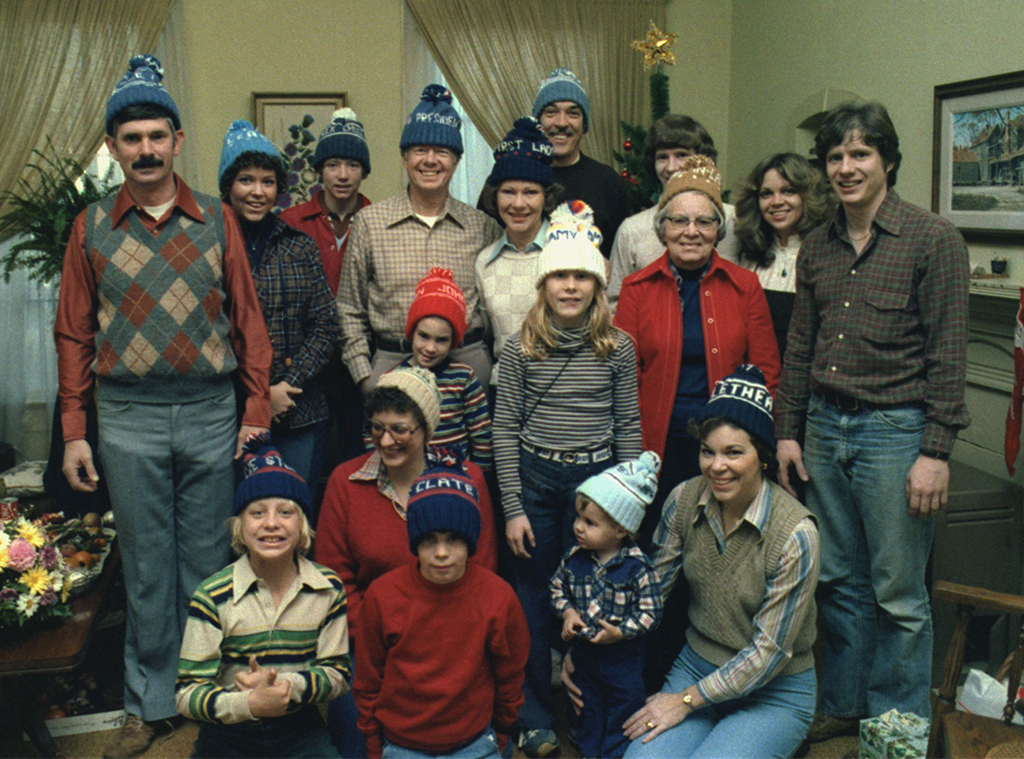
[405,0,666,167]
[0,0,174,219]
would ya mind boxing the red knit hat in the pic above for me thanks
[404,268,467,347]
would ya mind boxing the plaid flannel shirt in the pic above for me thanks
[550,542,662,640]
[250,215,339,429]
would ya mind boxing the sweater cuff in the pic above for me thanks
[921,422,957,459]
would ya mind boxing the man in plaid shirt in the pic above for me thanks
[775,101,970,739]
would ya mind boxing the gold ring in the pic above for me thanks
[646,721,655,729]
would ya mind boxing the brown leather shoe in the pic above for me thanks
[806,712,861,743]
[102,714,176,759]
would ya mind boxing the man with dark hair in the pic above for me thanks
[608,114,739,306]
[775,100,970,740]
[55,55,271,758]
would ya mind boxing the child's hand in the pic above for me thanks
[590,619,625,645]
[247,669,292,718]
[561,609,585,641]
[235,654,275,691]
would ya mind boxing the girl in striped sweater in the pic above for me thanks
[493,202,643,756]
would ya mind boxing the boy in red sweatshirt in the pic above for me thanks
[354,454,529,758]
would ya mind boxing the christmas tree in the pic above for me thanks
[614,22,678,213]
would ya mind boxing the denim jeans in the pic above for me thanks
[511,448,607,729]
[624,645,816,759]
[573,639,646,758]
[803,394,933,718]
[98,391,236,721]
[192,706,339,758]
[382,728,501,759]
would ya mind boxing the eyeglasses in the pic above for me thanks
[665,215,717,232]
[365,420,421,440]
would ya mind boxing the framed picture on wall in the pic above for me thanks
[933,70,1024,242]
[252,92,346,207]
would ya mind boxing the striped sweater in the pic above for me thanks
[176,555,351,724]
[493,326,643,519]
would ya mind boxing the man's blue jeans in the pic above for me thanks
[803,394,933,718]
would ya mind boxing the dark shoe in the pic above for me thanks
[517,728,559,758]
[806,712,861,743]
[102,714,176,758]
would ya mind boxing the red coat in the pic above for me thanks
[280,191,371,295]
[614,250,780,457]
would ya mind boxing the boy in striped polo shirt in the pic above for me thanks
[379,267,493,468]
[176,436,350,758]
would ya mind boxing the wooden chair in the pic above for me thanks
[928,581,1024,758]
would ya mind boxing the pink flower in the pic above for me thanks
[40,589,57,607]
[39,544,58,570]
[7,538,36,571]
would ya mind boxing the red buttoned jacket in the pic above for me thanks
[614,250,780,457]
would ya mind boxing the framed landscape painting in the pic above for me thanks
[933,70,1024,241]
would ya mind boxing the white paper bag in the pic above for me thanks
[956,668,1024,725]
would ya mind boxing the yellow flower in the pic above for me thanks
[60,582,70,603]
[20,566,51,595]
[17,521,45,548]
[0,546,8,569]
[0,528,9,550]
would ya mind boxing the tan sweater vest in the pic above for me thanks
[675,478,816,677]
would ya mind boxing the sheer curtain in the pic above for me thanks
[404,0,664,166]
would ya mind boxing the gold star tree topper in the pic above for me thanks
[631,21,678,70]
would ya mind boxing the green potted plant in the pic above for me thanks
[0,147,120,285]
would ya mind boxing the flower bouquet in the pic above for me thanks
[0,516,72,631]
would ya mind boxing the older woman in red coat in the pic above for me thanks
[614,155,779,547]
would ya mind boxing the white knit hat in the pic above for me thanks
[535,200,606,288]
[375,366,442,439]
[577,452,661,534]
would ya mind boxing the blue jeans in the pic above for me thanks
[573,639,646,758]
[803,395,933,718]
[193,706,339,758]
[98,391,236,721]
[511,448,607,730]
[624,645,816,759]
[274,418,328,490]
[382,728,501,759]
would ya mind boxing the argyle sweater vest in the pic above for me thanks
[676,478,816,677]
[85,192,237,404]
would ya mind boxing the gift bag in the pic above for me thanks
[956,668,1024,725]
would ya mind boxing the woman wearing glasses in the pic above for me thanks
[315,366,497,755]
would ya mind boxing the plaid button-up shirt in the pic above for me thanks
[550,542,662,640]
[775,190,970,454]
[337,191,501,383]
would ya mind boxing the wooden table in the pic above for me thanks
[0,543,121,757]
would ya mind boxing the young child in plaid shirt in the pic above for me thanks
[549,452,664,758]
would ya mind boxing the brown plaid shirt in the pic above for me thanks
[775,191,970,455]
[337,191,501,383]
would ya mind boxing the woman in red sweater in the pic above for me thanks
[315,365,497,756]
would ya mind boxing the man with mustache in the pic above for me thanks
[532,67,629,259]
[54,55,271,758]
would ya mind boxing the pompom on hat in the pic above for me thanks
[218,120,283,185]
[405,268,467,348]
[532,67,591,133]
[406,448,482,556]
[486,116,554,188]
[375,366,442,440]
[400,84,463,156]
[234,433,313,518]
[106,55,181,136]
[313,107,371,175]
[577,452,661,534]
[535,200,606,288]
[658,154,724,220]
[693,364,775,452]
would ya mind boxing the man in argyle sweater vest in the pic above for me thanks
[54,56,272,759]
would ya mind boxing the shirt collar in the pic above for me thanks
[314,191,369,221]
[831,189,902,240]
[389,190,468,230]
[485,219,550,264]
[694,477,772,536]
[109,173,205,228]
[565,540,649,569]
[230,553,329,603]
[350,451,384,483]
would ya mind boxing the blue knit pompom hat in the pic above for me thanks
[218,120,283,185]
[400,84,463,155]
[486,117,555,188]
[406,448,481,556]
[693,364,776,452]
[106,55,181,136]
[234,433,313,519]
[532,67,590,133]
[577,452,661,534]
[313,107,371,175]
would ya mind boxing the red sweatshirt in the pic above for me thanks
[354,561,529,757]
[314,452,498,633]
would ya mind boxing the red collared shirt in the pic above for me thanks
[280,191,371,295]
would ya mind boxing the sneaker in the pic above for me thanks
[805,712,860,743]
[102,714,176,759]
[517,728,559,758]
